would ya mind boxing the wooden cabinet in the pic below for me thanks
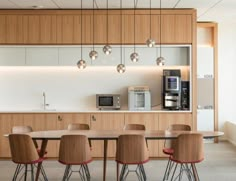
[6,15,24,43]
[161,15,192,44]
[124,113,159,157]
[90,113,124,157]
[94,15,107,44]
[40,15,57,44]
[0,15,6,44]
[108,14,121,44]
[158,113,192,157]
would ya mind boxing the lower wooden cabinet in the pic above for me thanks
[0,112,192,158]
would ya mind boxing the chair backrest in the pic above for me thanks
[12,125,38,148]
[123,124,146,131]
[12,125,33,134]
[171,133,204,163]
[9,134,39,163]
[59,135,92,164]
[165,124,191,149]
[67,123,90,131]
[116,134,149,164]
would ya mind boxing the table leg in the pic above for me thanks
[117,162,119,181]
[191,163,199,181]
[103,139,108,181]
[35,139,48,181]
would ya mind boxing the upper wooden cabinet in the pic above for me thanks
[0,9,195,45]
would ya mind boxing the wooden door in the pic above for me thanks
[158,113,192,157]
[94,15,107,44]
[90,113,124,157]
[125,113,159,157]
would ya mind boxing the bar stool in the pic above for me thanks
[58,135,92,181]
[163,124,191,181]
[9,134,48,181]
[116,134,149,181]
[170,133,204,181]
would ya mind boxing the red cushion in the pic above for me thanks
[116,159,149,165]
[163,148,174,155]
[59,159,93,165]
[170,156,204,164]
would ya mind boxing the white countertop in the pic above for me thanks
[0,109,192,113]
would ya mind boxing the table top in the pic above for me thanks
[22,130,224,140]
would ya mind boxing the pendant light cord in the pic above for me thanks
[134,0,136,52]
[149,0,151,39]
[160,0,162,57]
[92,0,95,50]
[120,0,122,64]
[106,0,108,45]
[81,0,83,59]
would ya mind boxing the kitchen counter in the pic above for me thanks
[0,109,192,113]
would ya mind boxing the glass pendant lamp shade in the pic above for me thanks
[103,45,112,55]
[156,56,165,66]
[130,52,139,62]
[116,63,126,73]
[77,59,86,69]
[89,50,98,60]
[146,38,155,47]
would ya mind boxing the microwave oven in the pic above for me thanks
[96,94,121,110]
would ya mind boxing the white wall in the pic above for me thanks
[0,66,173,111]
[218,22,236,131]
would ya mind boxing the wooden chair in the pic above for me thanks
[163,124,191,181]
[9,134,47,181]
[116,134,149,181]
[123,124,146,131]
[67,123,92,149]
[169,133,204,181]
[67,123,90,130]
[59,135,92,181]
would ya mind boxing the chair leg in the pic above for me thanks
[170,163,178,181]
[119,164,127,181]
[163,159,171,181]
[24,164,28,181]
[62,165,70,181]
[40,164,48,181]
[117,162,119,181]
[31,164,34,181]
[191,163,200,181]
[12,164,21,181]
[140,164,147,181]
[84,164,91,180]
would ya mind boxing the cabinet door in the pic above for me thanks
[125,113,159,157]
[27,15,40,44]
[57,113,90,130]
[94,15,107,44]
[158,113,192,157]
[0,47,25,66]
[162,15,192,44]
[90,113,124,157]
[0,15,6,44]
[0,114,24,157]
[57,15,74,44]
[6,15,24,44]
[40,15,57,44]
[135,15,150,44]
[122,14,134,44]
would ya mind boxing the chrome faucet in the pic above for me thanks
[43,92,49,110]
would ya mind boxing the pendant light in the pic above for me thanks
[103,0,112,55]
[156,0,165,66]
[146,0,155,47]
[77,0,86,69]
[89,0,98,60]
[130,0,139,62]
[117,0,126,73]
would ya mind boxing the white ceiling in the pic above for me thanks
[0,0,235,22]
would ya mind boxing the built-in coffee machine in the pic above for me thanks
[162,69,181,110]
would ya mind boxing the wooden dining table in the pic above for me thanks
[18,129,224,181]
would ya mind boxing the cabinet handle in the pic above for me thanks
[58,115,63,121]
[91,115,96,121]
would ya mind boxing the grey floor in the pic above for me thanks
[1,141,236,181]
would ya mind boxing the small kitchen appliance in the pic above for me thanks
[162,69,181,110]
[128,86,151,111]
[96,94,121,110]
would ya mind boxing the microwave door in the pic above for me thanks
[99,97,113,107]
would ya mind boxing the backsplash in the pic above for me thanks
[0,66,189,110]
